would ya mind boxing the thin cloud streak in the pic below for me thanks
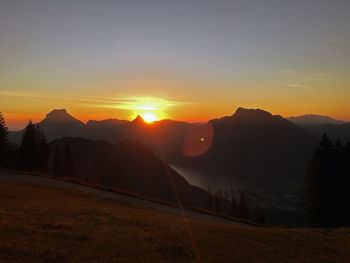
[277,70,332,96]
[0,90,189,111]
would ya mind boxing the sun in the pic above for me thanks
[141,112,158,123]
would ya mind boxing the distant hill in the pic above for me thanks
[288,114,344,126]
[50,137,210,208]
[287,114,350,142]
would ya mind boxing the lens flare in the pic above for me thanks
[183,123,214,156]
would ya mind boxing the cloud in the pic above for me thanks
[276,69,331,96]
[286,84,308,90]
[328,38,350,44]
[89,96,188,111]
[0,90,188,111]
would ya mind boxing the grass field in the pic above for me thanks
[0,183,349,263]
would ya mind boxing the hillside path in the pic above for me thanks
[0,171,250,227]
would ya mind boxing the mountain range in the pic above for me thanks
[8,109,190,161]
[8,107,350,209]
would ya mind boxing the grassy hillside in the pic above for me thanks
[0,183,349,263]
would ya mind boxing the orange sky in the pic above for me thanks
[1,1,350,130]
[1,71,350,130]
[1,87,350,131]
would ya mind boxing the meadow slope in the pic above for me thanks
[0,183,349,263]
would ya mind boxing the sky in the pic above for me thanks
[1,0,350,130]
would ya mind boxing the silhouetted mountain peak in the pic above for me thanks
[45,109,71,121]
[209,107,276,124]
[132,115,146,125]
[42,109,84,126]
[233,107,272,119]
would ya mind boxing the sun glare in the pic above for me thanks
[141,112,158,123]
[121,96,177,122]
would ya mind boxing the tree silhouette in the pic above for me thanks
[237,192,249,219]
[36,126,49,172]
[335,140,350,226]
[302,134,334,227]
[229,188,237,217]
[19,121,49,172]
[223,190,229,214]
[63,143,74,176]
[213,190,221,213]
[0,112,9,167]
[302,134,350,227]
[52,147,62,176]
[207,186,213,210]
[217,189,224,213]
[19,121,37,170]
[345,142,350,225]
[346,142,350,177]
[307,135,327,225]
[254,203,265,224]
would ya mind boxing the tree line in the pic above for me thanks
[0,112,73,176]
[302,134,350,227]
[206,186,265,223]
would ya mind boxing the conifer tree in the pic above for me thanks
[214,190,221,213]
[343,142,350,225]
[63,143,74,176]
[223,190,229,214]
[230,188,237,217]
[36,126,49,172]
[345,142,350,177]
[302,135,350,227]
[52,147,62,176]
[207,186,213,210]
[302,134,334,227]
[19,121,49,172]
[0,112,9,167]
[237,192,249,219]
[19,121,37,170]
[254,203,265,224]
[217,189,224,213]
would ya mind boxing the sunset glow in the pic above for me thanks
[1,1,350,131]
[141,113,158,123]
[1,1,350,259]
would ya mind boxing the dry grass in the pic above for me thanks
[0,183,349,263]
[24,171,259,226]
